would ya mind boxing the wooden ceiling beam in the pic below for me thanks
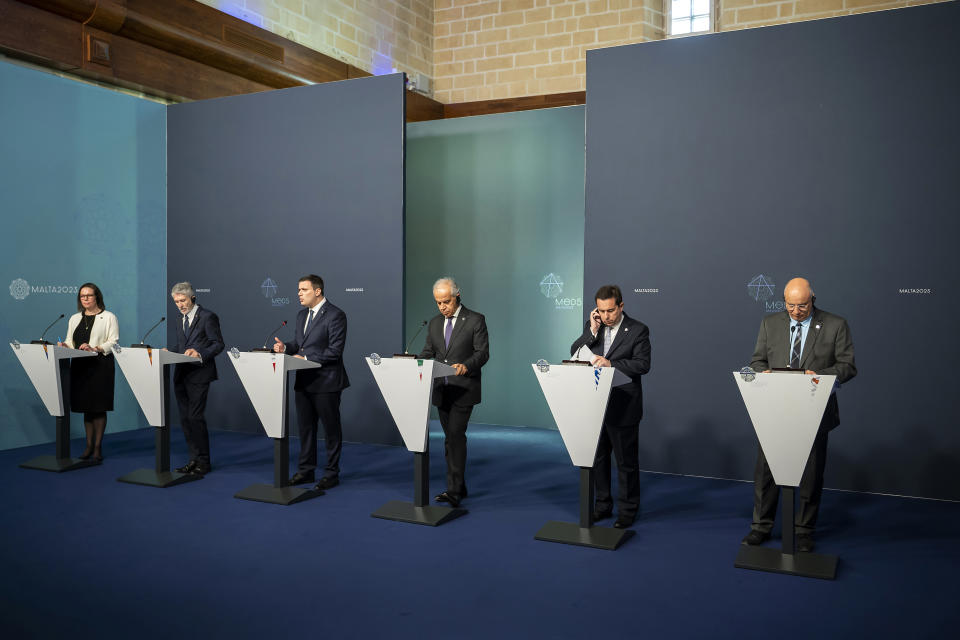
[1,0,586,122]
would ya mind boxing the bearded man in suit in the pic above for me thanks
[170,281,224,476]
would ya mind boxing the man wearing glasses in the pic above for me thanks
[741,277,857,552]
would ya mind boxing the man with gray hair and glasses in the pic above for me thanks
[419,277,489,508]
[169,281,224,476]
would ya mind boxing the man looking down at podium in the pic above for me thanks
[169,282,224,476]
[570,284,651,529]
[742,277,856,552]
[273,274,349,492]
[420,277,489,508]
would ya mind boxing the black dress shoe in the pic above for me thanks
[314,476,339,490]
[593,510,613,522]
[797,533,815,552]
[79,446,94,460]
[192,465,211,476]
[741,530,771,546]
[289,471,315,485]
[434,491,461,508]
[176,461,197,474]
[613,515,635,529]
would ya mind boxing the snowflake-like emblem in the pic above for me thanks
[747,274,775,301]
[539,273,563,299]
[9,278,29,300]
[261,277,278,299]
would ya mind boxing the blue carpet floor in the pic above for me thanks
[1,423,958,639]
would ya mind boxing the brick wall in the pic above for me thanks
[195,0,948,105]
[433,0,665,103]
[196,0,433,88]
[719,0,949,31]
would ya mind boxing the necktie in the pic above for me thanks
[444,317,453,348]
[304,309,315,334]
[603,325,613,356]
[183,315,189,334]
[790,323,802,369]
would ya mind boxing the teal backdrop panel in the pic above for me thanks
[0,61,166,450]
[406,106,585,429]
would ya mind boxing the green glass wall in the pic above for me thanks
[0,60,166,449]
[406,106,585,429]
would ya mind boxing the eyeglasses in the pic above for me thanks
[79,294,96,299]
[785,302,810,311]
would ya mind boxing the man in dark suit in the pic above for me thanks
[570,284,651,529]
[742,277,856,552]
[420,277,489,508]
[273,274,349,491]
[169,281,224,476]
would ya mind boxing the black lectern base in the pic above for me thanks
[534,520,635,551]
[117,468,203,488]
[20,455,101,472]
[371,500,467,526]
[735,545,838,580]
[234,483,323,505]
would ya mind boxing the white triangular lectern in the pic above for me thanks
[113,346,202,488]
[733,370,839,580]
[532,361,633,550]
[366,356,466,526]
[229,351,323,505]
[11,342,99,472]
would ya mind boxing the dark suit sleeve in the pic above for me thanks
[196,312,224,361]
[284,311,302,356]
[610,322,650,377]
[570,321,601,356]
[462,314,489,373]
[420,318,437,360]
[750,318,770,373]
[168,327,181,353]
[305,309,347,364]
[819,318,856,383]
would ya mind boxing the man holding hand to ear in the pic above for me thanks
[571,284,651,529]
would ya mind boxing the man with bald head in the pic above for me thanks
[419,277,489,508]
[742,277,856,552]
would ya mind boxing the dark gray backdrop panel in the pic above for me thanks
[585,3,959,499]
[167,74,405,446]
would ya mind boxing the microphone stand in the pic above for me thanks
[394,320,428,358]
[252,321,287,352]
[131,317,165,348]
[32,314,65,345]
